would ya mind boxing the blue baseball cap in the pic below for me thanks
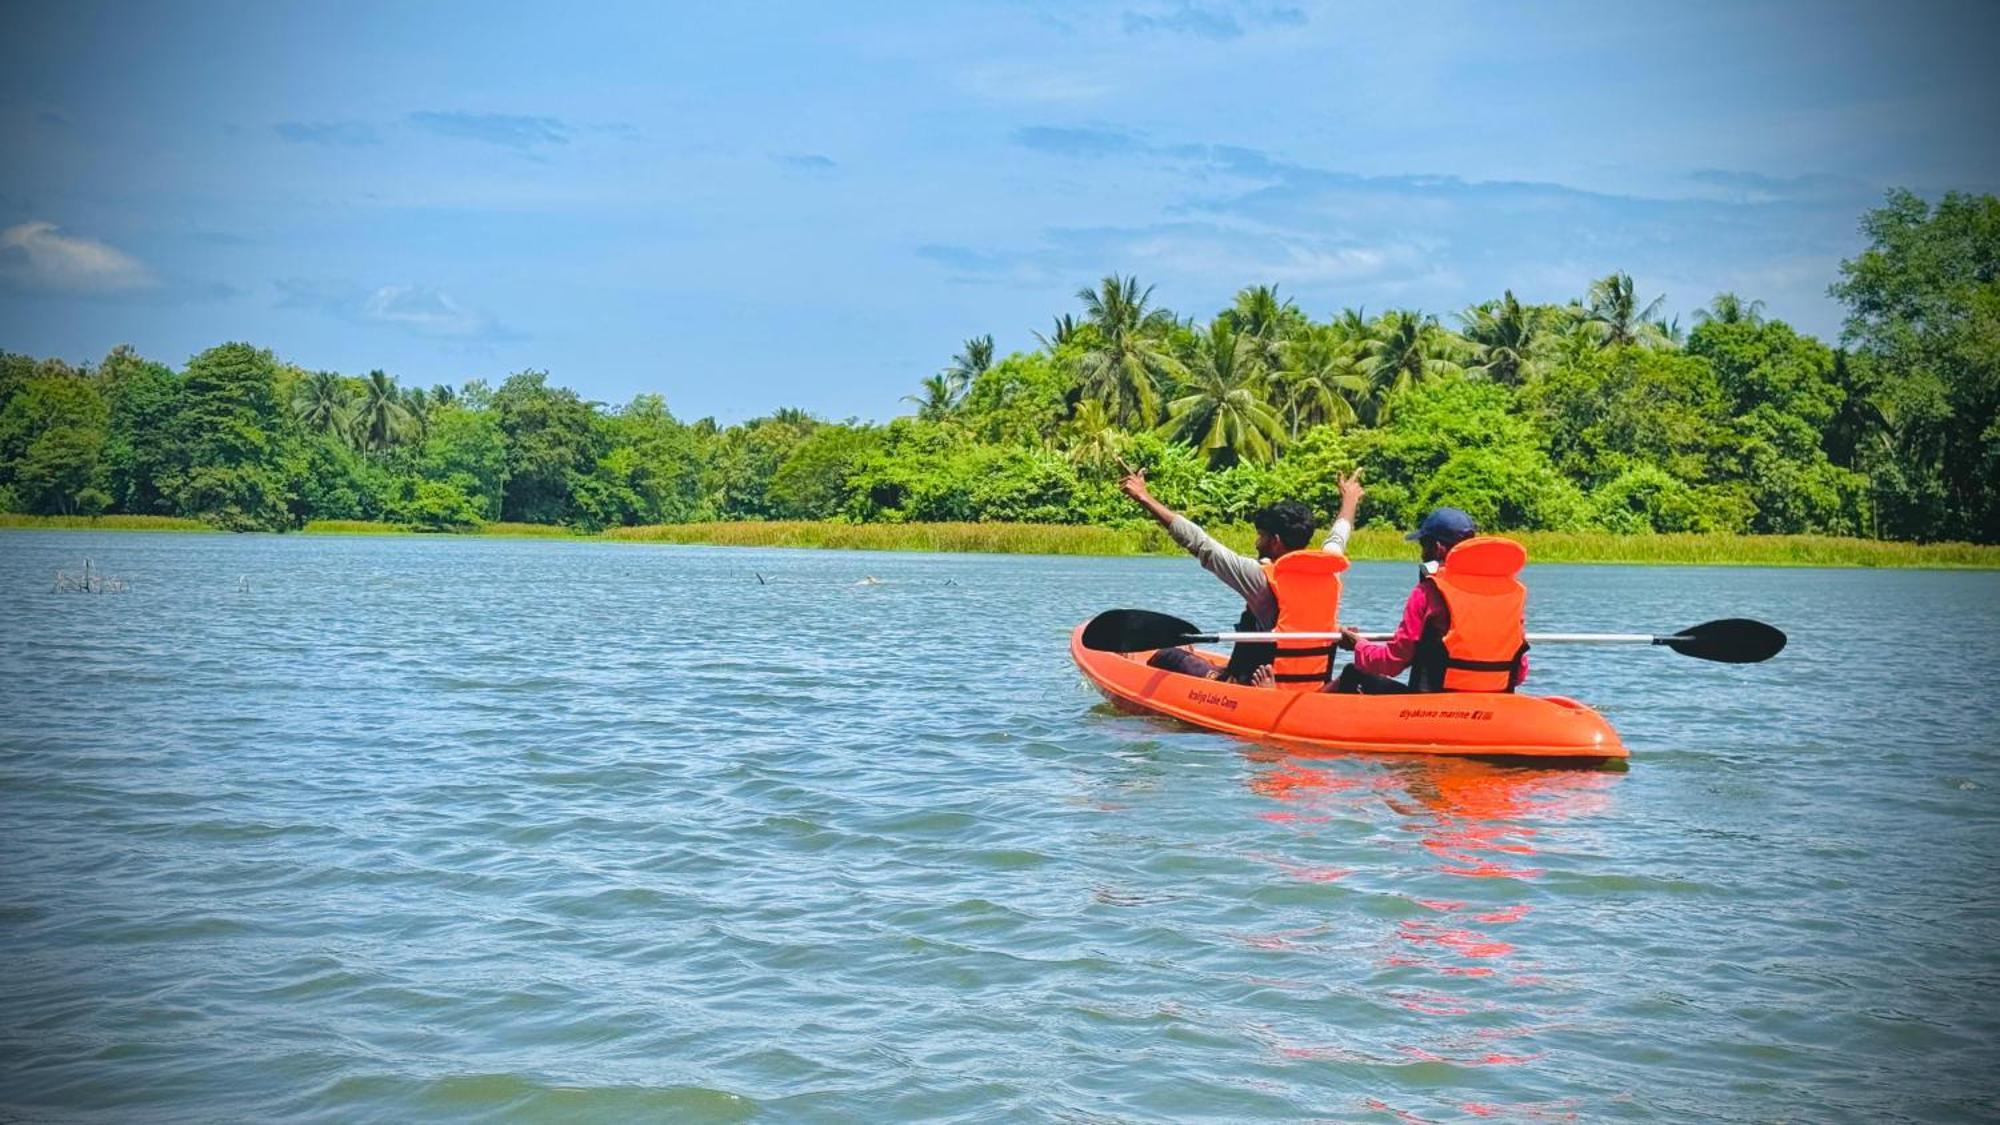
[1405,507,1477,544]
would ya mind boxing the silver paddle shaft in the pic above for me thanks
[1205,631,1665,645]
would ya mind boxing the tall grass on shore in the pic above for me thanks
[300,519,583,538]
[6,513,1995,568]
[0,513,211,532]
[612,520,2000,568]
[1470,530,2000,569]
[605,520,1153,556]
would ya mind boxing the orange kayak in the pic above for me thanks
[1071,625,1627,761]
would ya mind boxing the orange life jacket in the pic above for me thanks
[1259,551,1347,690]
[1427,536,1530,693]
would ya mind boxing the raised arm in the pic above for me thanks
[1323,469,1364,555]
[1120,471,1182,529]
[1122,470,1273,616]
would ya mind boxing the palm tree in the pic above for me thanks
[946,335,994,388]
[940,330,996,400]
[1075,274,1183,427]
[430,383,457,409]
[1457,290,1543,385]
[902,372,965,422]
[1225,284,1300,372]
[355,369,411,451]
[1652,315,1685,347]
[1034,314,1080,351]
[1584,272,1668,348]
[1160,320,1285,467]
[402,386,433,443]
[1533,315,1605,371]
[293,371,354,438]
[1274,324,1370,434]
[1694,292,1766,327]
[1364,310,1466,404]
[1060,399,1128,471]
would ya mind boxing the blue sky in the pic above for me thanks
[2,0,1995,422]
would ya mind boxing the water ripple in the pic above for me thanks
[1,534,1996,1121]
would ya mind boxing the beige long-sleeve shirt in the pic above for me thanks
[1166,516,1352,629]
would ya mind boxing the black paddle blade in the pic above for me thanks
[1081,608,1204,653]
[1660,618,1787,663]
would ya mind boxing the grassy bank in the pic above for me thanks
[613,521,2000,568]
[6,513,1996,568]
[300,519,583,539]
[0,513,213,532]
[605,520,1155,556]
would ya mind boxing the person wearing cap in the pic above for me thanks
[1331,506,1530,693]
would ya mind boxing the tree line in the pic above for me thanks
[1,189,1993,542]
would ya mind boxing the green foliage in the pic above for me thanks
[1345,376,1552,529]
[493,370,602,524]
[1688,318,1841,428]
[1831,189,2000,540]
[166,343,294,530]
[567,394,703,530]
[1074,274,1183,427]
[960,352,1075,445]
[420,405,509,520]
[768,423,881,520]
[1521,344,1736,489]
[0,373,110,515]
[101,347,180,514]
[704,411,817,519]
[1160,320,1284,467]
[1364,310,1466,407]
[287,434,383,522]
[1584,272,1670,349]
[1589,465,1710,533]
[1418,447,1590,533]
[1273,324,1367,434]
[2,189,1990,543]
[1458,291,1553,385]
[391,479,484,532]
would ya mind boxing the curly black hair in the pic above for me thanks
[1250,500,1316,551]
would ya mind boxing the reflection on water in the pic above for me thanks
[1245,752,1622,1118]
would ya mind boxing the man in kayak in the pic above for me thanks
[1119,468,1363,683]
[1332,507,1529,693]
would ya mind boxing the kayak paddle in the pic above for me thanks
[1080,608,1786,664]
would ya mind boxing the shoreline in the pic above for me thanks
[4,514,1997,569]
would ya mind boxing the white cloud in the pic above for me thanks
[0,221,155,294]
[363,284,491,338]
[274,277,515,341]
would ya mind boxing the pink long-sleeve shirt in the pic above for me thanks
[1352,579,1530,685]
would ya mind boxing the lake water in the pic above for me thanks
[1,531,1996,1122]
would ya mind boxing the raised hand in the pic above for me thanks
[1338,468,1364,506]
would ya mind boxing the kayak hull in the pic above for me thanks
[1071,625,1627,761]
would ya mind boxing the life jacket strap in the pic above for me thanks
[1441,640,1531,673]
[1441,657,1518,672]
